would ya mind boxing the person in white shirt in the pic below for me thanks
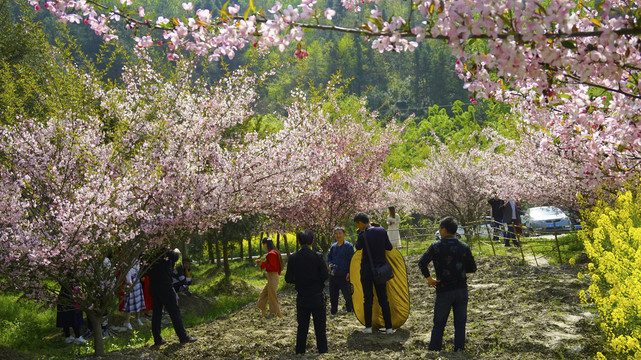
[386,206,402,248]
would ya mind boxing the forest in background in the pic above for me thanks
[3,0,503,126]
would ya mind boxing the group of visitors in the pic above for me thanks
[58,209,476,354]
[255,211,476,355]
[56,248,197,346]
[488,196,525,247]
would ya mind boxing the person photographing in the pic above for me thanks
[418,217,477,352]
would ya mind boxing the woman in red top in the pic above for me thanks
[255,237,283,318]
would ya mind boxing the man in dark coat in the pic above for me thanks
[147,248,197,345]
[285,230,329,354]
[488,195,504,242]
[353,212,394,334]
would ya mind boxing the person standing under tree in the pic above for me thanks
[354,212,394,334]
[386,206,402,248]
[56,272,86,344]
[285,230,328,354]
[120,259,145,330]
[255,237,283,318]
[418,217,477,352]
[502,199,521,247]
[147,248,197,346]
[327,226,354,315]
[487,195,504,242]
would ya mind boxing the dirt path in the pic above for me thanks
[111,254,601,360]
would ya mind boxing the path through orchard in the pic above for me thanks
[90,254,601,360]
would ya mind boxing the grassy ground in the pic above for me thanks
[0,259,278,359]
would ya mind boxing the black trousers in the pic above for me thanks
[295,294,327,354]
[361,272,392,329]
[151,285,188,343]
[329,274,353,314]
[504,221,520,246]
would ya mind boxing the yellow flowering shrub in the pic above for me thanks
[580,190,641,359]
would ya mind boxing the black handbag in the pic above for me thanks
[363,230,394,284]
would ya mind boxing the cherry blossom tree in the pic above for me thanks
[390,129,584,231]
[391,139,494,233]
[273,90,402,251]
[25,0,641,192]
[0,53,348,354]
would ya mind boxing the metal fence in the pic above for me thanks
[398,218,582,265]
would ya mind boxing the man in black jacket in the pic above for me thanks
[285,230,328,354]
[147,248,197,346]
[418,217,477,352]
[354,212,394,334]
[488,195,504,242]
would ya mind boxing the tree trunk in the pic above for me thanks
[207,236,215,264]
[239,237,244,260]
[223,241,231,278]
[283,233,291,258]
[248,235,253,262]
[355,34,363,96]
[87,310,104,355]
[276,233,281,250]
[259,232,264,258]
[216,239,221,268]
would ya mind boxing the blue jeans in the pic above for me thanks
[429,287,468,351]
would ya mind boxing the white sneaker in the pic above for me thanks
[123,322,133,330]
[64,336,75,344]
[135,318,144,326]
[386,328,394,335]
[362,327,372,334]
[74,336,87,344]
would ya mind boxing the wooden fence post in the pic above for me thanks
[486,221,496,256]
[553,221,563,264]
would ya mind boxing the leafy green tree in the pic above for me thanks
[0,2,108,126]
[385,100,513,172]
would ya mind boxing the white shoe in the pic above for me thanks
[362,327,372,334]
[135,318,144,326]
[123,322,133,330]
[64,336,75,344]
[74,336,87,344]
[386,328,394,335]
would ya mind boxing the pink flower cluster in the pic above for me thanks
[390,129,584,225]
[27,0,641,189]
[0,55,401,313]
